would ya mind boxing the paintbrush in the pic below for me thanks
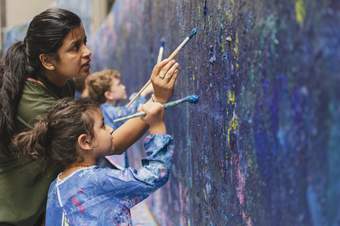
[128,28,197,106]
[167,28,197,60]
[114,95,199,124]
[127,39,166,107]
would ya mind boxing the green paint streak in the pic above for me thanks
[233,32,239,57]
[227,114,239,146]
[295,0,306,25]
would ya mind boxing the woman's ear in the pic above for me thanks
[39,53,56,71]
[77,134,93,151]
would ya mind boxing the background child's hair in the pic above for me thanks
[87,69,121,104]
[13,98,99,168]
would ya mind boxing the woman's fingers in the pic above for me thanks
[150,58,180,103]
[159,60,176,79]
[168,69,179,87]
[164,63,179,81]
[151,59,170,80]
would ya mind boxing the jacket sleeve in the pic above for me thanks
[99,134,174,208]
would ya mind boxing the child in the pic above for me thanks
[84,69,154,168]
[13,98,174,226]
[84,69,153,129]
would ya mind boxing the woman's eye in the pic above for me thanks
[73,45,80,51]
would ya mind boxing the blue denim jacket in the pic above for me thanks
[45,134,174,226]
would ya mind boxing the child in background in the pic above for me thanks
[84,69,154,168]
[13,98,174,226]
[84,69,154,129]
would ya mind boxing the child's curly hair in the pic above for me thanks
[12,98,99,168]
[87,69,121,104]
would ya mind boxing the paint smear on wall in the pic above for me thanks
[90,0,340,225]
[295,0,306,25]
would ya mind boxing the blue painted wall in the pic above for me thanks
[91,1,340,225]
[3,0,338,225]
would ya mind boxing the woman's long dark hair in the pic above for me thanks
[0,8,81,155]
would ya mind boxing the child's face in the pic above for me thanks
[107,78,127,101]
[90,110,113,157]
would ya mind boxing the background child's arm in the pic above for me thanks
[110,59,178,153]
[139,82,153,97]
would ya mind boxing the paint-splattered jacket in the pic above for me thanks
[45,134,174,226]
[101,95,147,130]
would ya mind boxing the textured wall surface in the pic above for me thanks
[3,0,339,225]
[91,1,340,225]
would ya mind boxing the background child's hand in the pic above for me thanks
[140,82,154,97]
[140,101,166,134]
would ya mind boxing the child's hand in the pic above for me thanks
[140,101,166,134]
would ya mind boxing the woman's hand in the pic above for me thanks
[151,59,180,103]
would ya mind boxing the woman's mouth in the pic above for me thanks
[82,61,91,70]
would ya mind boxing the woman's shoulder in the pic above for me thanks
[24,76,75,99]
[16,77,74,129]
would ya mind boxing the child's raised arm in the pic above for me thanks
[111,59,179,153]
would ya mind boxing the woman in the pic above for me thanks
[0,8,179,226]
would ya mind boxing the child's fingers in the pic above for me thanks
[141,101,162,113]
[140,102,164,125]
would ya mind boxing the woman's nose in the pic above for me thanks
[83,45,92,58]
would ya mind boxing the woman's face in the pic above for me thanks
[54,25,91,80]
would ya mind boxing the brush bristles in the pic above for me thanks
[187,95,199,104]
[160,38,165,47]
[189,28,198,39]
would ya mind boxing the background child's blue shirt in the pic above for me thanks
[101,95,147,130]
[45,134,173,226]
[100,95,147,168]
